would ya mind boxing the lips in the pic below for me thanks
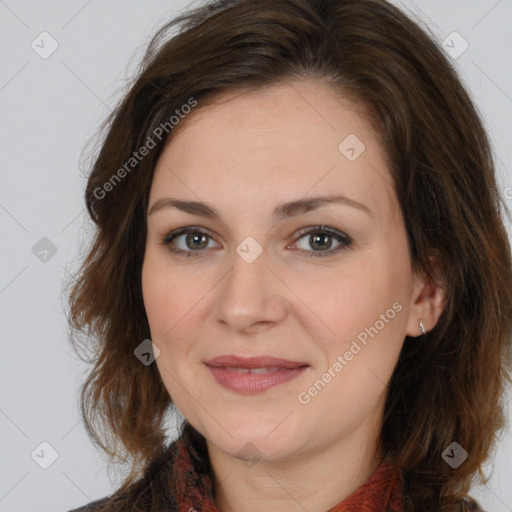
[204,355,309,394]
[205,355,308,369]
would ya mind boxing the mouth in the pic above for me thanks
[204,355,310,394]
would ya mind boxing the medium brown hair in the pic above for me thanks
[66,0,512,510]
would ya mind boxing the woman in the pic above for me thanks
[66,0,512,510]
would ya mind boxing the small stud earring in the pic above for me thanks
[419,319,426,336]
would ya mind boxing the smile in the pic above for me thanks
[204,355,309,394]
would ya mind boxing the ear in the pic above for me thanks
[405,257,446,338]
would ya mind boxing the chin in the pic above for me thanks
[199,416,310,462]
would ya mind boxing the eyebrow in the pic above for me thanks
[148,193,373,221]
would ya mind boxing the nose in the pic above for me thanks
[214,246,289,334]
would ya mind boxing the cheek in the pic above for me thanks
[141,254,196,398]
[141,250,205,339]
[141,263,172,337]
[301,276,405,433]
[303,253,409,387]
[297,260,400,342]
[141,251,215,401]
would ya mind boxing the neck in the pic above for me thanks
[207,420,384,512]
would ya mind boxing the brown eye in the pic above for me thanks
[183,232,209,250]
[159,227,220,257]
[293,226,352,258]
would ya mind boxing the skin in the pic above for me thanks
[141,79,445,512]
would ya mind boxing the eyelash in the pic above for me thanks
[158,225,352,259]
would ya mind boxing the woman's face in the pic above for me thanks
[142,79,426,463]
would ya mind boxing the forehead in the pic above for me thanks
[150,79,398,223]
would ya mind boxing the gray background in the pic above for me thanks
[0,1,511,511]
